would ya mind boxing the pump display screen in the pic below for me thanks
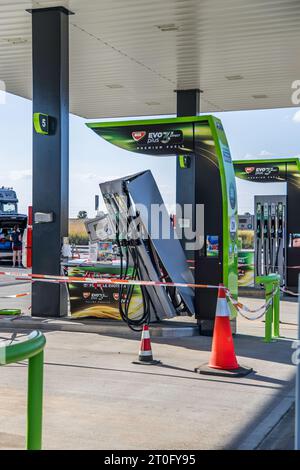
[292,234,300,248]
[206,235,219,257]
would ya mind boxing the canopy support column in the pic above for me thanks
[29,6,72,317]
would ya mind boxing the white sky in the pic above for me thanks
[0,91,299,218]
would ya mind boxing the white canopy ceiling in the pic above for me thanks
[0,0,299,118]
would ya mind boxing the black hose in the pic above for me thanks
[116,238,151,331]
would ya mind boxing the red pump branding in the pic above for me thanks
[245,167,255,174]
[132,131,146,142]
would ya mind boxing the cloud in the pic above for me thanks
[292,110,300,123]
[9,169,32,181]
[242,150,273,159]
[259,150,273,156]
[74,172,98,181]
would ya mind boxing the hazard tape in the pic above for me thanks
[0,270,282,319]
[0,270,227,291]
[0,292,30,299]
[226,290,276,321]
[188,260,300,270]
[280,286,299,297]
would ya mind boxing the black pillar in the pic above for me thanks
[176,89,200,117]
[176,89,216,335]
[175,89,200,260]
[29,7,72,317]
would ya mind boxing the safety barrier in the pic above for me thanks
[256,274,281,342]
[0,270,281,343]
[226,293,274,321]
[280,286,300,297]
[224,273,281,342]
[0,292,30,299]
[0,330,46,450]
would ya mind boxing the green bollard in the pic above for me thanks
[0,331,46,450]
[264,282,274,343]
[27,350,44,450]
[273,279,281,338]
[256,274,281,342]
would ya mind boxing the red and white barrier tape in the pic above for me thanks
[226,291,275,320]
[0,270,227,291]
[280,286,299,297]
[0,270,282,321]
[188,259,300,270]
[0,292,30,299]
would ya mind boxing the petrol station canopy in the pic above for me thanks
[1,0,299,118]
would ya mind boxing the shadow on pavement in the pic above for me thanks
[40,360,288,392]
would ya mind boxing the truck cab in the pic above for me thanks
[0,187,27,262]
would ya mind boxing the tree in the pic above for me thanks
[77,210,87,219]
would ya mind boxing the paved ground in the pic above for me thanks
[258,405,295,450]
[0,268,298,450]
[0,266,31,314]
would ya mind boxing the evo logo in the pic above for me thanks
[245,166,279,178]
[132,129,183,146]
[147,130,183,145]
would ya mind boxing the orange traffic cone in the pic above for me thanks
[132,324,161,365]
[195,284,252,377]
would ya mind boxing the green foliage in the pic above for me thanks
[69,233,89,245]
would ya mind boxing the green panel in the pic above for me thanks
[234,158,300,182]
[209,116,238,298]
[87,116,215,157]
[87,115,213,128]
[238,250,255,287]
[234,158,300,165]
[88,121,194,155]
[287,160,300,190]
[234,161,287,182]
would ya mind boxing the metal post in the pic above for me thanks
[264,282,273,343]
[27,350,44,450]
[29,7,72,317]
[175,89,200,257]
[273,280,280,338]
[295,274,300,450]
[175,90,219,334]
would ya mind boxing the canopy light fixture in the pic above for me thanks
[156,24,179,32]
[3,37,28,45]
[252,94,268,99]
[105,84,124,89]
[226,75,244,80]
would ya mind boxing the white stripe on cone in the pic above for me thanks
[139,350,153,356]
[215,297,230,317]
[141,330,150,339]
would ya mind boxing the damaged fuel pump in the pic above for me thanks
[87,116,238,334]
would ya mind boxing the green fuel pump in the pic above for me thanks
[254,196,286,285]
[255,202,262,276]
[234,158,300,294]
[270,202,276,271]
[263,202,270,275]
